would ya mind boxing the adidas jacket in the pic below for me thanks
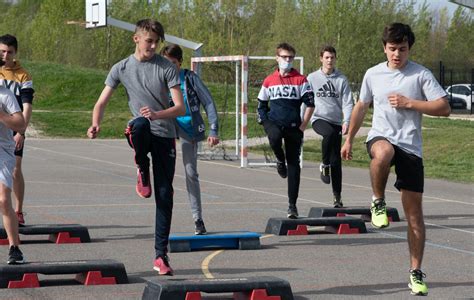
[307,68,353,126]
[0,60,34,111]
[257,69,314,128]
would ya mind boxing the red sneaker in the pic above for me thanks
[153,256,173,276]
[136,168,152,198]
[16,212,25,227]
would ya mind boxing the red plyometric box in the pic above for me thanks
[286,225,308,235]
[234,288,282,300]
[337,224,360,234]
[8,273,40,288]
[49,232,82,244]
[185,291,202,300]
[75,271,117,285]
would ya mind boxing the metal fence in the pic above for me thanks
[434,61,473,114]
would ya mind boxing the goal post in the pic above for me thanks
[191,56,249,167]
[191,55,305,168]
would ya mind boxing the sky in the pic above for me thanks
[415,0,465,18]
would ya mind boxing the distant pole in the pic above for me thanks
[439,61,444,87]
[471,68,473,114]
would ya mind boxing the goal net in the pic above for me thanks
[191,55,304,168]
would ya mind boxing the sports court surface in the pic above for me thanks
[1,138,472,299]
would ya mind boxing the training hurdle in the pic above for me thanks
[265,217,367,235]
[169,232,261,252]
[142,276,294,300]
[308,207,401,222]
[0,224,91,245]
[0,259,128,288]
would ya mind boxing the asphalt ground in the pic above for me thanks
[0,138,472,299]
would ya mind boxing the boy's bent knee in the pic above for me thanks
[130,117,150,131]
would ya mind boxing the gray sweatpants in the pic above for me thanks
[180,137,202,221]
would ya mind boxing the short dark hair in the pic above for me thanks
[382,23,415,48]
[135,19,165,42]
[0,34,18,52]
[276,42,296,56]
[160,44,183,62]
[320,45,336,57]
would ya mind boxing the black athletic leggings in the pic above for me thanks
[312,119,342,196]
[263,120,303,206]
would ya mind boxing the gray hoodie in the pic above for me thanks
[307,68,353,126]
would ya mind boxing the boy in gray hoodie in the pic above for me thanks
[307,46,353,208]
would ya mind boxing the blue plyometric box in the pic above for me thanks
[169,231,261,252]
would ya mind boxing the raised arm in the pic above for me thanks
[140,85,185,120]
[388,94,450,116]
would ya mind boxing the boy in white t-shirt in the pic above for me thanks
[341,23,450,296]
[0,63,26,264]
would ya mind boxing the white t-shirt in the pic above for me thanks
[0,87,21,189]
[360,61,447,158]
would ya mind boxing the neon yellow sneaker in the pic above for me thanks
[409,269,428,296]
[370,198,389,228]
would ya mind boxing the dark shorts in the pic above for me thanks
[13,132,24,157]
[366,137,424,193]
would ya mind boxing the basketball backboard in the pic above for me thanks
[85,0,107,29]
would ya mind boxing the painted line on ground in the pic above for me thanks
[201,234,275,278]
[27,143,474,283]
[425,222,474,234]
[26,145,474,235]
[378,231,474,255]
[28,144,471,205]
[25,202,287,209]
[201,250,224,279]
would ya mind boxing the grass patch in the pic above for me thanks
[302,117,473,183]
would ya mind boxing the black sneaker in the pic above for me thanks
[276,161,287,178]
[333,195,343,208]
[287,205,298,219]
[194,219,207,235]
[7,245,25,265]
[320,163,330,184]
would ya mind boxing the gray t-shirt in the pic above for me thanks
[360,61,447,157]
[0,87,21,189]
[0,87,21,151]
[105,54,180,138]
[308,68,353,126]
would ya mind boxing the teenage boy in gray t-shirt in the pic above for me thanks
[0,83,26,265]
[341,23,450,296]
[87,19,185,276]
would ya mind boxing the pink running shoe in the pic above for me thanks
[136,168,152,198]
[16,212,25,227]
[153,256,174,276]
